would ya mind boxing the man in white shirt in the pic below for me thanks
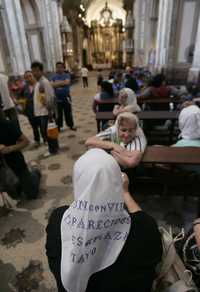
[31,61,55,145]
[81,67,89,88]
[0,73,18,123]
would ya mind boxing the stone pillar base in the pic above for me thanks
[188,67,200,83]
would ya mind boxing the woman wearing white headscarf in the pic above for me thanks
[174,104,200,147]
[113,88,141,117]
[86,112,146,168]
[46,149,162,292]
[172,104,200,174]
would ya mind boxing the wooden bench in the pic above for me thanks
[137,97,181,105]
[142,146,200,164]
[96,111,179,137]
[134,146,200,201]
[94,98,119,114]
[95,98,119,105]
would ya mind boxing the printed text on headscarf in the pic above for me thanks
[64,200,131,264]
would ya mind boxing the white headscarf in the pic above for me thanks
[115,111,144,142]
[119,88,141,113]
[179,105,200,139]
[0,73,14,110]
[61,149,131,292]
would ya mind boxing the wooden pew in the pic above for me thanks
[134,146,200,200]
[142,146,200,164]
[96,111,179,133]
[94,98,119,116]
[95,98,119,105]
[137,97,181,105]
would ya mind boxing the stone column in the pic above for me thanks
[125,10,134,66]
[50,0,63,63]
[39,0,63,71]
[155,0,177,71]
[38,0,54,70]
[1,0,31,75]
[188,15,200,82]
[134,0,155,67]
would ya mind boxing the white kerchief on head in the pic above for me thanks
[61,149,131,292]
[115,111,139,136]
[179,105,200,139]
[123,88,141,112]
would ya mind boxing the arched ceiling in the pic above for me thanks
[84,0,126,26]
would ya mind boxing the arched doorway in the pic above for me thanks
[20,0,45,63]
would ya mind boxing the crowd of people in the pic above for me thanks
[0,64,200,291]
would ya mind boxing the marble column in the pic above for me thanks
[188,15,200,82]
[50,0,63,63]
[155,0,176,70]
[134,0,153,67]
[1,0,31,75]
[40,0,64,70]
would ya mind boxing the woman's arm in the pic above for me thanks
[122,173,141,213]
[0,134,29,154]
[193,219,200,249]
[85,136,124,152]
[111,149,143,168]
[113,105,120,116]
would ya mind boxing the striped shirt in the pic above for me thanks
[96,126,147,152]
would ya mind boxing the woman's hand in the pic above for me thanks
[0,144,13,154]
[113,105,120,116]
[121,172,141,213]
[122,172,129,193]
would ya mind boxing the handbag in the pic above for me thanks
[47,121,59,140]
[153,227,198,292]
[0,157,19,193]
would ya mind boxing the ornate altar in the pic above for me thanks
[89,2,124,68]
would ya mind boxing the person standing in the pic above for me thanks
[22,71,41,146]
[51,62,76,131]
[81,66,89,88]
[0,73,19,125]
[31,61,55,144]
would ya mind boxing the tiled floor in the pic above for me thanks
[0,71,198,291]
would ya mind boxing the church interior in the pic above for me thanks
[0,0,200,291]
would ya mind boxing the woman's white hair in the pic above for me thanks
[116,112,139,129]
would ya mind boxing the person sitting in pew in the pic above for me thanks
[93,81,115,130]
[113,88,141,117]
[86,112,147,169]
[174,103,200,148]
[172,103,200,174]
[140,74,178,102]
[93,80,114,112]
[46,149,162,292]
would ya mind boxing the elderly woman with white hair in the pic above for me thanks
[86,112,146,169]
[113,88,141,117]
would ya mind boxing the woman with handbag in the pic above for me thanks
[0,109,41,199]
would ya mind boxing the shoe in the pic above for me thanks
[33,141,40,148]
[70,126,77,131]
[43,151,52,158]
